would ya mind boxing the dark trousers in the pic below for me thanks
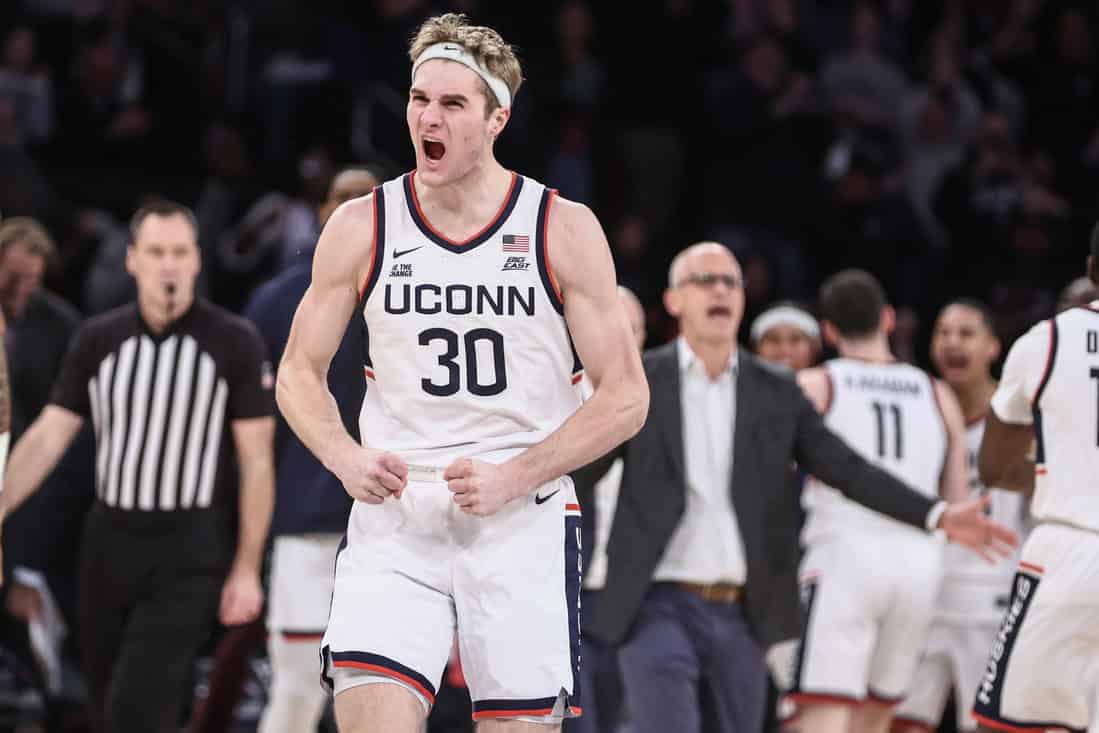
[568,589,624,733]
[78,503,230,733]
[618,585,767,733]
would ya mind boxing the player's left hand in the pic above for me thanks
[219,566,264,626]
[444,458,520,517]
[939,495,1020,562]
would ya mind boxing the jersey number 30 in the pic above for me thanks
[419,328,507,397]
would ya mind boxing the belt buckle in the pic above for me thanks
[706,583,740,603]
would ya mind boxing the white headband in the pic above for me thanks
[750,305,820,343]
[412,42,512,108]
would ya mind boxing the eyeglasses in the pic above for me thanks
[676,272,743,290]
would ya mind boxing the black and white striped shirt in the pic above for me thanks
[51,299,273,513]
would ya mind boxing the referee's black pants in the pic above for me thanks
[78,502,231,733]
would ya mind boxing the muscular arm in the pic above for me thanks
[277,197,374,473]
[1,406,84,518]
[934,378,970,503]
[504,198,649,494]
[978,320,1047,495]
[978,412,1035,495]
[229,416,275,573]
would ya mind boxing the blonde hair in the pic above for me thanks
[409,13,523,113]
[0,216,57,265]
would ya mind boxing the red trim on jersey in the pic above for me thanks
[542,190,564,305]
[570,372,583,385]
[972,713,1052,733]
[281,631,325,642]
[783,692,861,708]
[866,689,903,705]
[357,188,380,302]
[1034,465,1047,475]
[892,716,937,733]
[364,367,375,381]
[565,503,581,511]
[408,170,518,248]
[331,660,436,706]
[1030,319,1057,409]
[472,706,583,721]
[1019,561,1044,575]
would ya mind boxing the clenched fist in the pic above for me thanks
[444,458,520,516]
[333,447,409,504]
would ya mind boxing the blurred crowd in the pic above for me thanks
[2,0,1099,729]
[1,0,1098,358]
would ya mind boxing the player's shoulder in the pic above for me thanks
[545,193,603,241]
[1010,317,1057,357]
[328,189,379,230]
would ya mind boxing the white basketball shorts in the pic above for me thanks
[895,617,999,732]
[785,530,944,708]
[320,473,582,723]
[266,533,343,643]
[972,523,1099,733]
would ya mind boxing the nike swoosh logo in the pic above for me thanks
[393,246,423,259]
[534,488,561,505]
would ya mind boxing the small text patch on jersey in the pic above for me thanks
[502,234,529,252]
[503,256,530,271]
[390,263,414,278]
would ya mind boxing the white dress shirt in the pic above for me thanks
[653,338,747,584]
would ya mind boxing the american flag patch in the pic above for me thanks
[502,234,530,252]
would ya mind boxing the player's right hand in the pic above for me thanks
[335,448,408,504]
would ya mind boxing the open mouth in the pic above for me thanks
[707,305,732,318]
[940,353,970,370]
[424,138,446,161]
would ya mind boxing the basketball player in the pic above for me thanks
[893,301,1027,733]
[785,270,992,733]
[275,13,649,733]
[750,301,821,373]
[971,223,1099,733]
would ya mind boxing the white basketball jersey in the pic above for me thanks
[357,172,583,468]
[802,358,947,542]
[938,417,1027,618]
[1025,308,1099,532]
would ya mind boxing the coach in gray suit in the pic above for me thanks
[587,242,1015,733]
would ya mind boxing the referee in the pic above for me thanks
[0,201,276,732]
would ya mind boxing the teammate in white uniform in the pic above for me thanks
[787,270,972,733]
[972,227,1099,733]
[275,13,649,733]
[896,301,1024,733]
[894,300,1028,733]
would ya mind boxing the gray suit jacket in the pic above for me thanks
[587,341,938,650]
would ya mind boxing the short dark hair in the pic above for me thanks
[939,297,997,336]
[129,200,199,242]
[819,269,887,339]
